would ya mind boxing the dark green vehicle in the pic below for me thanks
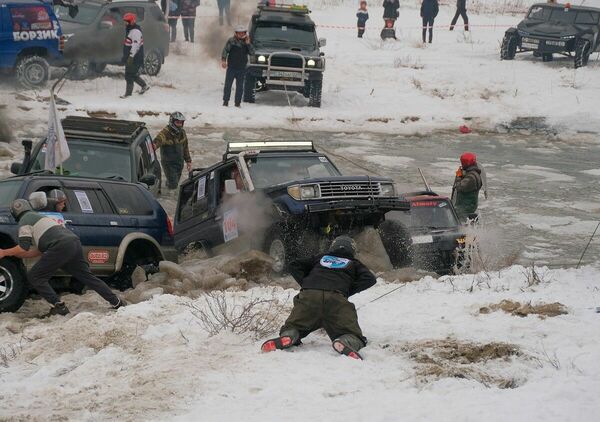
[501,3,600,68]
[245,4,327,107]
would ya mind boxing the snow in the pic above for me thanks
[1,265,599,420]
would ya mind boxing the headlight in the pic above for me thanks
[257,55,267,63]
[561,35,575,39]
[306,59,316,67]
[288,184,319,200]
[380,183,395,197]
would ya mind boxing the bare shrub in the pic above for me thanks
[411,77,423,90]
[521,262,552,288]
[0,337,27,368]
[394,55,424,70]
[182,291,290,340]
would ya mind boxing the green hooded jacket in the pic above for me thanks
[453,165,483,219]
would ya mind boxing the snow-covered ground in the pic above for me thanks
[1,264,599,421]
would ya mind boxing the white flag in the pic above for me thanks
[45,95,70,171]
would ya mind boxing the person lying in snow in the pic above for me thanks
[261,236,376,360]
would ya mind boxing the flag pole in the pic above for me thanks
[48,66,72,175]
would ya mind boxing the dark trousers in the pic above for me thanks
[169,17,179,42]
[125,62,147,96]
[450,8,469,30]
[27,238,119,306]
[182,17,195,42]
[358,27,365,38]
[280,290,367,348]
[162,159,184,189]
[422,17,434,43]
[223,67,245,105]
[217,0,231,26]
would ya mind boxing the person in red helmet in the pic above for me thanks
[452,152,483,221]
[121,12,149,98]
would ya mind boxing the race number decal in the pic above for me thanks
[197,176,206,200]
[320,255,350,269]
[74,190,94,213]
[223,210,239,242]
[88,250,110,264]
[39,212,66,226]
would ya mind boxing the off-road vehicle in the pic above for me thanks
[11,116,163,196]
[52,0,169,79]
[501,2,600,68]
[245,4,326,107]
[0,174,177,312]
[174,141,410,273]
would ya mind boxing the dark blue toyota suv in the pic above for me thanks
[0,174,177,312]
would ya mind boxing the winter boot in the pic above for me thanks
[223,101,229,107]
[332,334,364,360]
[112,298,128,309]
[47,301,70,317]
[261,329,300,353]
[139,85,150,95]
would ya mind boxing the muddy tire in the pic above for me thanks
[244,74,256,103]
[308,79,322,107]
[378,220,411,268]
[265,233,292,274]
[302,82,310,98]
[16,55,50,88]
[90,62,107,74]
[574,39,591,69]
[500,33,518,61]
[144,50,162,76]
[0,258,28,313]
[68,60,91,80]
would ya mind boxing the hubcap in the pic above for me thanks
[26,63,45,84]
[0,266,14,302]
[269,239,286,273]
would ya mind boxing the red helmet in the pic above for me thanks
[460,152,477,168]
[123,13,137,25]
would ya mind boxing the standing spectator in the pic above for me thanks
[153,112,192,190]
[450,0,469,31]
[452,152,483,221]
[168,0,181,42]
[221,26,254,107]
[420,0,438,43]
[356,1,369,38]
[382,0,399,21]
[121,13,149,98]
[217,0,231,26]
[180,0,199,42]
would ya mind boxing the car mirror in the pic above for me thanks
[318,38,327,47]
[99,20,114,30]
[140,173,157,186]
[224,179,238,195]
[10,162,21,175]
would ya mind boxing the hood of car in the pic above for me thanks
[253,44,320,56]
[518,20,590,37]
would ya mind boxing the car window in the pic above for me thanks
[0,181,23,208]
[101,183,154,216]
[63,188,112,214]
[178,181,195,222]
[178,176,210,222]
[528,6,551,21]
[576,11,599,24]
[216,163,244,204]
[54,3,102,24]
[550,8,576,24]
[10,6,54,31]
[408,201,459,229]
[254,21,316,47]
[149,4,166,22]
[245,155,340,189]
[118,6,145,22]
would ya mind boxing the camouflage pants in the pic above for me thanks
[280,289,367,349]
[162,159,184,190]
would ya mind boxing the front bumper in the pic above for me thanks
[306,198,410,213]
[520,36,575,53]
[409,232,466,273]
[248,52,324,87]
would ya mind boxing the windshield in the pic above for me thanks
[528,6,552,20]
[31,140,132,181]
[528,6,599,24]
[54,4,102,24]
[246,155,340,188]
[0,180,23,208]
[254,22,316,47]
[396,200,459,229]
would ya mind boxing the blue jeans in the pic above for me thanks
[223,67,246,105]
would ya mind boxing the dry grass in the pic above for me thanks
[480,300,567,318]
[87,110,117,119]
[394,55,424,70]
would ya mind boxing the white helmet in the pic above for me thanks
[234,25,247,33]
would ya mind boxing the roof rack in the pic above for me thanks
[224,140,315,159]
[257,2,310,13]
[61,116,146,143]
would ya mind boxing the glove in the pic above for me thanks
[127,56,133,66]
[455,167,463,177]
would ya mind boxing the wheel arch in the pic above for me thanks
[115,233,164,272]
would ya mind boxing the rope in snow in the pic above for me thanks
[577,221,600,269]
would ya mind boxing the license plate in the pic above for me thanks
[412,235,433,245]
[269,70,302,78]
[522,37,539,44]
[545,40,565,47]
[522,42,538,49]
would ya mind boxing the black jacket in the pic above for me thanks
[382,0,399,19]
[456,0,467,11]
[221,37,255,69]
[289,251,377,298]
[420,0,439,18]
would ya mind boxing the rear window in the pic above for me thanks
[102,184,154,216]
[0,181,23,208]
[54,3,102,25]
[10,6,54,31]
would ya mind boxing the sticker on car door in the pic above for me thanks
[74,190,94,213]
[223,209,238,242]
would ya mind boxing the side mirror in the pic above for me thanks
[224,179,238,195]
[318,38,327,47]
[99,20,114,30]
[140,173,157,186]
[10,162,22,175]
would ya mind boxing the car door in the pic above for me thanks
[136,137,161,196]
[0,6,12,67]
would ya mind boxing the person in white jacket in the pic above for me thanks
[121,12,149,98]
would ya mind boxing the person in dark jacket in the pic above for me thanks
[452,152,483,221]
[261,236,377,360]
[221,26,255,107]
[0,200,125,316]
[168,0,181,42]
[217,0,231,26]
[121,13,149,98]
[450,0,469,31]
[356,1,369,38]
[153,112,192,190]
[420,0,439,43]
[180,0,199,42]
[382,0,399,20]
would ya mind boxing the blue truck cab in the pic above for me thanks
[0,0,64,87]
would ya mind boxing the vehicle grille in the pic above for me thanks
[270,56,304,68]
[318,181,382,198]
